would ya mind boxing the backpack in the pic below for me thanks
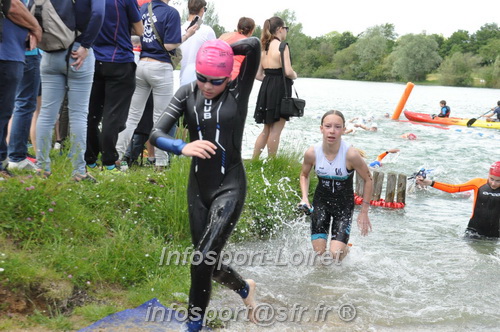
[29,0,76,52]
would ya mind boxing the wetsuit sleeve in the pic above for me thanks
[376,151,389,162]
[149,84,190,155]
[432,178,485,193]
[231,36,261,99]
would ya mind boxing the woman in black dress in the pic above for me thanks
[252,16,297,159]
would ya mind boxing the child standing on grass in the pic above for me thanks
[299,110,373,262]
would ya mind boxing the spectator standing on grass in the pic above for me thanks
[35,0,104,182]
[219,16,256,81]
[115,0,198,169]
[7,41,41,170]
[179,0,215,86]
[252,16,297,159]
[85,0,143,174]
[0,0,41,179]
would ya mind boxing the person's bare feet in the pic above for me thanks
[242,279,257,323]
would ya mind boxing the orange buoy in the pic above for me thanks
[391,82,415,120]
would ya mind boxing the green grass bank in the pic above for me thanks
[0,151,304,331]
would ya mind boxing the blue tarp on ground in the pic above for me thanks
[79,298,210,331]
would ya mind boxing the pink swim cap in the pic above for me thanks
[196,40,234,78]
[490,161,500,177]
[408,133,417,140]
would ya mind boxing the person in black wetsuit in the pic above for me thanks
[416,161,500,239]
[150,38,260,332]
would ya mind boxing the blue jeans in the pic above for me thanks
[36,43,95,176]
[0,60,24,170]
[8,54,42,162]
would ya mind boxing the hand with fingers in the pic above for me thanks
[181,140,217,159]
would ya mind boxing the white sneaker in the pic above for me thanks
[53,142,61,150]
[8,158,37,170]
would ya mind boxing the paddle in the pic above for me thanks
[467,110,491,127]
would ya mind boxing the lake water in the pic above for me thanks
[202,78,500,331]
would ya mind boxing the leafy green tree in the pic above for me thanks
[438,52,482,86]
[390,34,442,81]
[440,30,473,56]
[478,39,500,65]
[330,44,359,80]
[472,23,500,51]
[354,25,394,80]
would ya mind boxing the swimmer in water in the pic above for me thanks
[416,161,500,239]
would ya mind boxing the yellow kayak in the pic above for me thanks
[404,110,500,129]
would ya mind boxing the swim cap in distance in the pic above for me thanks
[490,161,500,177]
[408,133,417,140]
[369,161,381,168]
[196,40,234,78]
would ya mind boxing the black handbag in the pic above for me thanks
[279,42,305,117]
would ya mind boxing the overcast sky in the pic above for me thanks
[172,0,499,38]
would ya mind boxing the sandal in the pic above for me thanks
[73,172,97,183]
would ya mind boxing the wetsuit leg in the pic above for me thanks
[187,165,247,321]
[329,196,354,244]
[310,199,332,240]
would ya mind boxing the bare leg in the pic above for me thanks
[312,238,327,255]
[30,95,41,152]
[243,279,257,323]
[266,118,286,157]
[330,240,349,263]
[6,118,12,145]
[252,124,271,160]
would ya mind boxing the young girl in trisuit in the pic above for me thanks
[299,110,373,262]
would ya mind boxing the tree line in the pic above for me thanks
[202,6,500,88]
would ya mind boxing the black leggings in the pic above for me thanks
[187,163,247,319]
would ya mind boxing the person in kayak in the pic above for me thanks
[416,161,500,239]
[432,100,451,118]
[482,100,500,122]
[149,38,260,332]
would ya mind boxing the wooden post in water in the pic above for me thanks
[372,171,384,201]
[385,173,397,203]
[397,174,407,204]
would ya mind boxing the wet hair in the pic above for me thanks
[440,100,446,105]
[321,110,346,127]
[188,0,207,15]
[497,100,500,106]
[237,17,255,36]
[261,16,284,51]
